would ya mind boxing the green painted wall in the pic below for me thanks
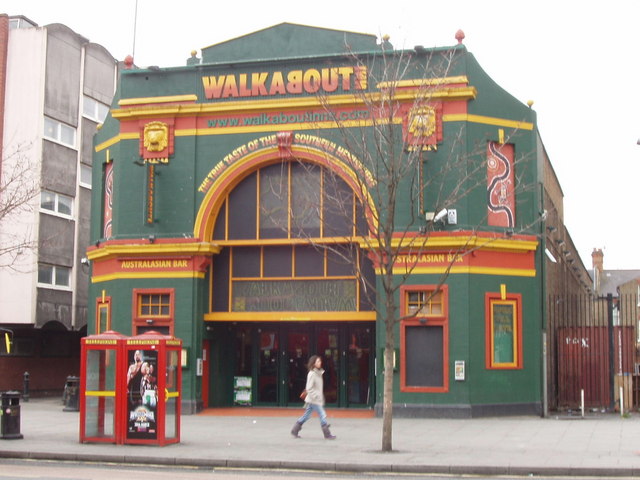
[90,25,544,416]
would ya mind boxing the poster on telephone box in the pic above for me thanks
[126,349,158,439]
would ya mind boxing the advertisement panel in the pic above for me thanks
[126,349,158,439]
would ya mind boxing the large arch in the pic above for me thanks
[193,144,378,242]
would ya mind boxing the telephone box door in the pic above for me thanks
[79,330,126,444]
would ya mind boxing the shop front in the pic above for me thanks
[206,321,374,408]
[88,23,545,417]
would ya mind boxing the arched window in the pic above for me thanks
[213,161,367,241]
[209,160,374,315]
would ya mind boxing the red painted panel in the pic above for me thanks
[557,326,635,408]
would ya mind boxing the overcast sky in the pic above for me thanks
[5,0,640,270]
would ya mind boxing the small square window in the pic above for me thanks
[60,124,76,146]
[407,289,443,317]
[80,164,92,188]
[40,191,56,211]
[38,264,53,284]
[134,289,174,336]
[43,116,76,148]
[40,190,73,217]
[57,195,72,216]
[139,293,171,317]
[83,96,110,123]
[37,264,70,288]
[55,267,70,286]
[43,117,57,140]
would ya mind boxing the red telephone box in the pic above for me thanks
[79,330,181,446]
[123,331,182,446]
[79,330,127,444]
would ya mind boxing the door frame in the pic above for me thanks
[246,322,374,408]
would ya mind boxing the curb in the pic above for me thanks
[0,450,637,477]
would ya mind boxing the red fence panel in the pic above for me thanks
[556,325,635,410]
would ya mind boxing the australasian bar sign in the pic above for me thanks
[202,66,368,99]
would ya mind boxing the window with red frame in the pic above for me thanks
[133,288,174,335]
[485,292,522,369]
[400,286,448,393]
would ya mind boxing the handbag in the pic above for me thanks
[299,389,307,400]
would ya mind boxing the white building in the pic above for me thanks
[0,14,118,394]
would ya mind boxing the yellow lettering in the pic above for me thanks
[221,75,239,98]
[303,69,321,93]
[202,75,225,99]
[321,68,339,92]
[269,72,286,95]
[238,73,251,97]
[251,72,268,96]
[287,70,303,94]
[355,66,368,90]
[338,67,354,90]
[202,65,369,99]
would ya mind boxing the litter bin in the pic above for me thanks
[63,376,79,412]
[1,391,23,439]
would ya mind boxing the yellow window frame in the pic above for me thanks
[485,293,523,369]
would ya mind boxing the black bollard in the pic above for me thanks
[22,372,29,403]
[62,376,79,412]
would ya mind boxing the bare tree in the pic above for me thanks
[0,142,39,270]
[263,41,538,452]
[302,44,477,452]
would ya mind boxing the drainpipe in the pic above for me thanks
[0,15,10,181]
[539,184,548,418]
[607,293,615,411]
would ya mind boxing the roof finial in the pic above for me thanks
[455,29,465,45]
[381,34,392,50]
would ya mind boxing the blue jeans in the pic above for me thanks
[297,402,328,426]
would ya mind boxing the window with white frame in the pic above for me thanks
[38,264,71,288]
[43,117,76,148]
[82,96,110,123]
[40,190,73,217]
[79,164,92,189]
[9,17,37,29]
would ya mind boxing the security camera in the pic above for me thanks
[433,208,448,223]
[80,257,89,265]
[540,209,548,221]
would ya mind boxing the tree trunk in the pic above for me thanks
[381,320,395,452]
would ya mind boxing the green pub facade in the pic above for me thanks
[89,24,543,416]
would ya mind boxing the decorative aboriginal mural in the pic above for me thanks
[103,162,113,238]
[487,141,515,228]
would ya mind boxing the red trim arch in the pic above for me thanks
[193,143,378,242]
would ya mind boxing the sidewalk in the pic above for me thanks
[1,398,640,477]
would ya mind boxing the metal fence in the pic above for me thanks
[547,293,639,412]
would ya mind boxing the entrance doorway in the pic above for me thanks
[231,322,374,408]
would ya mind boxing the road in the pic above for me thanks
[0,460,635,480]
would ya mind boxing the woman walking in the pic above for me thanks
[291,355,336,439]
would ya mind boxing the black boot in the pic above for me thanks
[321,424,336,439]
[291,421,303,438]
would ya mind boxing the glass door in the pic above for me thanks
[257,328,279,404]
[316,326,340,405]
[285,328,310,405]
[241,323,373,408]
[346,325,372,406]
